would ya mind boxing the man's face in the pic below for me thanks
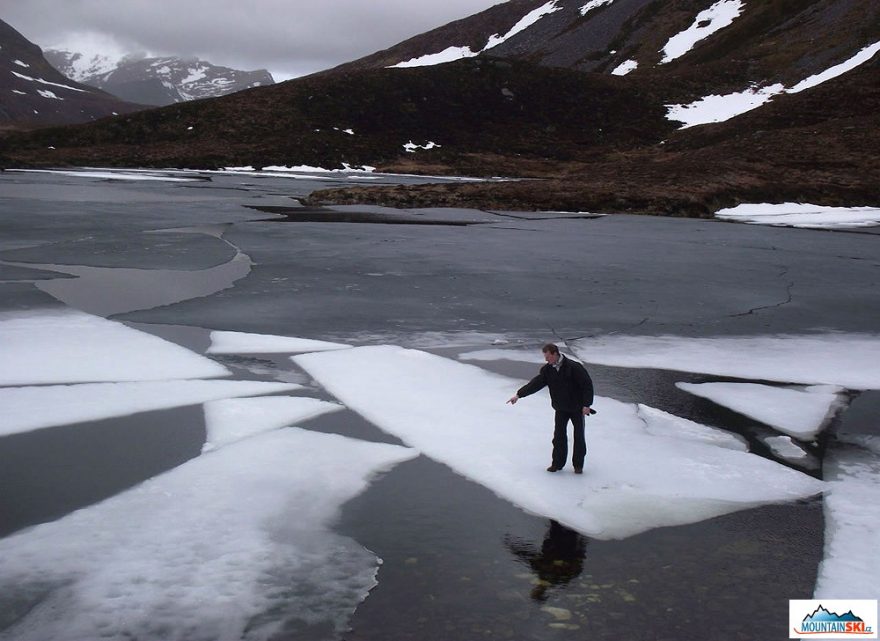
[543,350,559,365]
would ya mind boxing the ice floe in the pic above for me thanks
[676,382,843,441]
[715,202,880,229]
[569,334,880,390]
[1,380,299,437]
[208,330,351,355]
[202,395,343,452]
[636,405,747,451]
[814,442,880,599]
[7,168,203,182]
[294,346,824,540]
[0,429,416,641]
[0,309,229,386]
[761,435,809,461]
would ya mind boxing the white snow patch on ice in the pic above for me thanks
[581,0,616,16]
[221,164,377,174]
[660,0,745,63]
[1,380,299,437]
[570,334,880,390]
[295,346,824,540]
[814,442,880,599]
[0,429,416,641]
[0,309,230,386]
[202,396,343,452]
[611,59,638,76]
[7,168,202,182]
[715,202,880,229]
[676,382,843,440]
[208,330,351,355]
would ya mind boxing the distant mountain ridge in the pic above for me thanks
[0,19,143,129]
[45,50,274,106]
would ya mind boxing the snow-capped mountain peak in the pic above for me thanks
[45,49,274,106]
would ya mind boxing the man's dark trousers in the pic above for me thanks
[553,410,586,470]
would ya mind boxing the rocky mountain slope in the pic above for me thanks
[45,50,274,106]
[3,0,879,215]
[0,19,144,129]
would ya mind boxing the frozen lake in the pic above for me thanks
[0,168,877,640]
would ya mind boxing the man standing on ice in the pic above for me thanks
[507,343,594,474]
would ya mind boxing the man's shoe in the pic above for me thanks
[574,467,583,474]
[546,465,561,472]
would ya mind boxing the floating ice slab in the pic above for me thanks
[1,380,300,437]
[677,382,843,441]
[0,309,230,385]
[814,443,880,599]
[570,334,880,390]
[7,168,202,182]
[715,202,880,229]
[207,330,351,354]
[761,436,809,461]
[0,429,417,641]
[202,396,343,451]
[294,346,825,540]
[636,405,747,451]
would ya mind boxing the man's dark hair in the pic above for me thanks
[541,343,560,355]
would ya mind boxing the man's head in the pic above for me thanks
[542,343,560,365]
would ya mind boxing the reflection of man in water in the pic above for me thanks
[505,520,588,602]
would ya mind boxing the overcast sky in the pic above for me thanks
[5,1,504,80]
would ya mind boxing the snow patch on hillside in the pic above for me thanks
[581,0,616,16]
[661,0,745,64]
[392,0,563,68]
[667,40,880,127]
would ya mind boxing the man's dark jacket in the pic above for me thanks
[517,356,594,412]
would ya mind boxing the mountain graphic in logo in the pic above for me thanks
[804,606,865,624]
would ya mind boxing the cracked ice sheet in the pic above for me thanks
[1,380,299,437]
[207,330,351,354]
[715,202,880,229]
[568,334,880,390]
[202,396,343,452]
[0,429,417,641]
[814,442,880,599]
[0,309,229,385]
[676,382,843,441]
[294,346,824,540]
